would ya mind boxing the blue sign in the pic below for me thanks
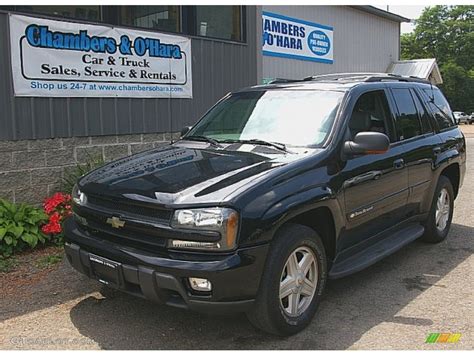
[262,12,334,64]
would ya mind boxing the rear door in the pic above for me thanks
[388,86,441,217]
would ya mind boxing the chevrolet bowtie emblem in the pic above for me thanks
[106,216,126,229]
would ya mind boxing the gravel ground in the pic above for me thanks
[0,139,472,350]
[460,124,474,138]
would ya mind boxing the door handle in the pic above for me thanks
[393,158,405,170]
[433,147,442,155]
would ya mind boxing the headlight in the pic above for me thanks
[170,208,239,251]
[72,184,87,206]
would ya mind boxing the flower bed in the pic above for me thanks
[0,193,72,258]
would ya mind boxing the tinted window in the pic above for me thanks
[348,90,393,141]
[412,90,433,133]
[422,88,455,130]
[392,88,422,140]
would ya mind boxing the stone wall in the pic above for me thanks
[0,132,179,205]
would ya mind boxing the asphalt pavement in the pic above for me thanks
[1,139,472,350]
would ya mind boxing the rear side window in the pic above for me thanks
[412,90,433,133]
[422,88,455,130]
[391,88,422,140]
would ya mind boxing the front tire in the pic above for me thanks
[247,223,327,336]
[421,176,454,243]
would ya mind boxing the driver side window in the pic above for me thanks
[349,90,393,141]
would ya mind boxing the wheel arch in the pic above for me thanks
[440,163,460,198]
[270,205,339,269]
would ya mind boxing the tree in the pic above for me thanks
[401,6,474,112]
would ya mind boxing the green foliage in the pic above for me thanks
[61,153,105,194]
[401,5,474,112]
[35,253,63,269]
[0,256,18,273]
[440,62,474,112]
[0,199,49,257]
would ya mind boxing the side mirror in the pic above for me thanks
[180,126,192,137]
[343,132,390,156]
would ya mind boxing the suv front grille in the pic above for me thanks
[86,195,172,223]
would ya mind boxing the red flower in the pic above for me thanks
[42,222,62,234]
[41,193,72,236]
[49,212,61,223]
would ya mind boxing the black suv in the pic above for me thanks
[65,73,466,335]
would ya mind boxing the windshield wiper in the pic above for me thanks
[221,138,289,153]
[181,135,222,148]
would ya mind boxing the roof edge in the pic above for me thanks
[350,6,410,23]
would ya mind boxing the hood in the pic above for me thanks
[78,142,308,206]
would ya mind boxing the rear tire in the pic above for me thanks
[421,176,454,243]
[247,223,327,336]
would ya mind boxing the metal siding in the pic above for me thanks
[116,99,130,134]
[0,7,258,141]
[33,97,53,138]
[262,6,400,80]
[70,99,87,137]
[85,98,102,135]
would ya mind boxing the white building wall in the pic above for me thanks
[261,6,400,80]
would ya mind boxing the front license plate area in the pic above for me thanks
[89,254,122,288]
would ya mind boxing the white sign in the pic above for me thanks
[9,14,193,98]
[262,11,334,64]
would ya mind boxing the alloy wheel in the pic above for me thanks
[279,246,318,317]
[435,187,450,231]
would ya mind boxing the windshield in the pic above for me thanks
[187,89,345,147]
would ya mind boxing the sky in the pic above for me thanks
[374,5,426,33]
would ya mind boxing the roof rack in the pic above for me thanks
[302,73,430,84]
[267,73,431,86]
[268,78,303,84]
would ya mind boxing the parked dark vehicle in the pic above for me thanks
[65,73,466,335]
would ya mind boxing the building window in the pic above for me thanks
[195,6,242,41]
[120,6,180,33]
[14,6,101,21]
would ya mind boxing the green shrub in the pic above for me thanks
[0,199,49,257]
[61,153,105,194]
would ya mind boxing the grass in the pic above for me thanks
[0,256,18,273]
[35,253,63,269]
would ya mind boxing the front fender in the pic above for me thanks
[246,185,345,245]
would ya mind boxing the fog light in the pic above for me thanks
[170,240,220,250]
[189,277,212,292]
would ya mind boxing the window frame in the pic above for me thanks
[1,6,248,45]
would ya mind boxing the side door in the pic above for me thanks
[388,86,442,217]
[338,88,409,251]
